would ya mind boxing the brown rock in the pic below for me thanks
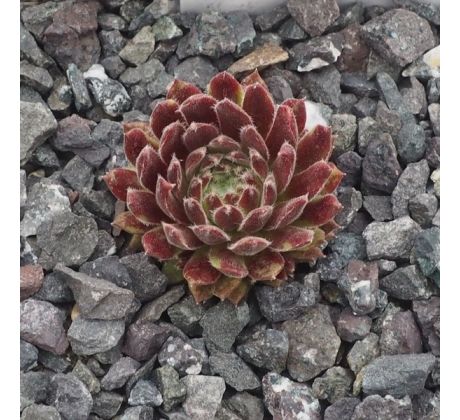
[20,264,44,300]
[227,44,289,75]
[337,24,370,72]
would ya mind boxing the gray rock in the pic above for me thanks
[380,310,422,355]
[173,56,218,90]
[347,332,380,375]
[287,0,340,36]
[209,351,260,392]
[288,33,343,72]
[393,0,440,25]
[101,357,140,391]
[225,392,264,420]
[357,116,380,156]
[375,101,402,137]
[341,72,379,97]
[363,216,421,260]
[128,379,163,407]
[151,16,183,41]
[34,271,74,303]
[255,5,290,31]
[336,151,362,187]
[255,281,316,322]
[353,97,377,118]
[146,70,174,98]
[177,12,236,59]
[265,76,293,104]
[20,371,51,411]
[324,397,360,420]
[362,9,435,67]
[62,156,94,191]
[20,23,53,68]
[79,190,115,221]
[92,391,124,418]
[119,26,156,65]
[67,317,125,356]
[236,329,289,373]
[362,134,402,194]
[21,404,61,420]
[412,389,440,419]
[20,299,68,354]
[181,375,226,420]
[215,405,242,420]
[392,160,430,218]
[99,29,127,57]
[336,307,372,342]
[262,372,321,420]
[431,168,440,197]
[397,120,427,164]
[281,304,341,381]
[73,360,101,394]
[136,285,185,323]
[67,63,92,112]
[20,339,38,372]
[20,94,57,165]
[331,114,357,157]
[380,265,433,300]
[413,297,440,356]
[120,253,169,302]
[38,349,71,373]
[20,170,27,212]
[167,295,205,337]
[336,187,362,227]
[362,353,436,397]
[411,227,439,277]
[20,61,53,95]
[427,77,440,104]
[351,395,413,420]
[118,406,154,420]
[400,77,428,116]
[200,301,250,352]
[47,77,74,115]
[100,55,126,79]
[312,367,354,403]
[84,64,132,117]
[48,373,93,420]
[428,103,440,136]
[55,264,134,320]
[31,144,61,170]
[278,18,307,41]
[305,65,342,108]
[409,193,438,227]
[158,336,203,376]
[338,260,379,315]
[363,196,393,222]
[153,365,186,411]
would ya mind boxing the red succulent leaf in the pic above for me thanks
[136,145,167,192]
[162,222,202,250]
[265,195,309,231]
[300,194,343,226]
[208,72,244,105]
[272,142,296,194]
[167,79,201,104]
[228,236,271,256]
[203,193,223,212]
[124,128,159,165]
[188,177,203,201]
[142,226,176,260]
[123,120,150,134]
[159,122,187,163]
[167,155,184,194]
[183,122,220,152]
[185,147,206,179]
[208,135,240,153]
[247,250,285,281]
[261,173,277,206]
[241,69,269,90]
[190,224,231,245]
[112,211,151,235]
[215,98,252,140]
[242,83,275,139]
[319,163,345,196]
[237,186,260,212]
[249,149,268,180]
[126,189,165,225]
[213,277,250,304]
[321,220,341,240]
[268,226,315,252]
[296,125,333,172]
[240,125,269,160]
[183,250,221,285]
[238,205,273,233]
[183,197,208,225]
[226,150,250,166]
[265,105,298,157]
[213,205,244,231]
[180,94,218,125]
[282,98,307,134]
[103,168,141,201]
[188,283,215,303]
[155,176,189,224]
[209,247,248,278]
[286,160,332,199]
[150,99,181,138]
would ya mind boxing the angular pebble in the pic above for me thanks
[380,265,433,300]
[312,367,354,403]
[158,336,203,376]
[101,357,140,391]
[352,395,413,420]
[153,365,186,411]
[287,0,340,36]
[128,379,163,407]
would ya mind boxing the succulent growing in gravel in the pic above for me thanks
[104,71,343,304]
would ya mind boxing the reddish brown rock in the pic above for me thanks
[20,264,44,300]
[337,24,370,72]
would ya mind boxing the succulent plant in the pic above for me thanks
[104,71,343,304]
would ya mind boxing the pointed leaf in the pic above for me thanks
[213,205,244,231]
[183,122,220,152]
[150,99,180,138]
[321,220,341,240]
[185,147,206,179]
[300,194,343,226]
[272,142,296,194]
[228,236,271,256]
[112,211,150,235]
[241,69,268,90]
[247,250,284,281]
[203,193,223,212]
[155,176,189,224]
[282,98,307,134]
[208,135,240,153]
[208,72,244,105]
[188,177,203,201]
[167,155,184,194]
[167,79,201,104]
[190,224,230,245]
[103,168,141,201]
[240,124,269,160]
[209,247,248,278]
[123,120,150,135]
[136,145,167,192]
[238,205,273,233]
[319,163,344,195]
[242,83,276,139]
[184,197,208,225]
[180,94,218,125]
[249,149,268,180]
[296,125,333,172]
[213,277,250,304]
[127,189,165,225]
[237,186,260,212]
[265,195,309,230]
[142,226,175,260]
[183,250,221,285]
[265,105,298,157]
[162,222,202,250]
[215,98,252,140]
[159,121,187,163]
[261,173,277,206]
[286,161,332,198]
[124,127,159,165]
[268,226,314,252]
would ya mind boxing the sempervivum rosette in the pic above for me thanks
[104,71,344,304]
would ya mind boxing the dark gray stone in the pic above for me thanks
[362,353,436,397]
[393,0,440,25]
[159,336,203,376]
[357,117,380,156]
[363,196,393,222]
[352,395,413,420]
[20,61,53,95]
[375,101,402,137]
[20,372,51,411]
[346,332,380,375]
[324,397,360,420]
[21,404,61,420]
[411,227,440,280]
[255,5,290,31]
[100,55,126,79]
[136,285,185,323]
[153,365,186,411]
[225,11,256,57]
[20,340,38,372]
[400,77,428,116]
[336,151,362,188]
[428,103,440,136]
[312,367,354,403]
[413,297,440,356]
[278,18,307,41]
[73,360,101,394]
[336,187,362,227]
[92,391,124,418]
[80,256,132,290]
[67,63,92,112]
[62,155,94,191]
[98,13,127,31]
[167,295,205,337]
[99,29,127,56]
[31,144,61,170]
[380,265,433,300]
[119,405,154,420]
[173,56,218,90]
[20,22,53,67]
[38,349,71,373]
[101,357,140,391]
[427,77,440,104]
[34,271,74,303]
[225,392,264,420]
[341,72,379,97]
[331,114,357,157]
[287,0,340,36]
[352,97,377,118]
[305,65,342,108]
[265,76,293,104]
[128,379,163,407]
